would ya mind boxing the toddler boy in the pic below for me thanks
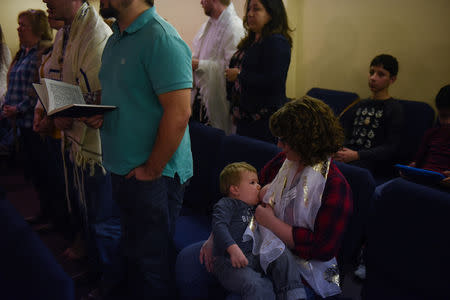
[212,162,304,300]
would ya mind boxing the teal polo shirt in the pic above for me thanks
[99,7,193,183]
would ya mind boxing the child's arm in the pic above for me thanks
[212,199,240,252]
[227,244,248,268]
[212,199,249,268]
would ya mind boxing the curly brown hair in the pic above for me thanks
[269,96,344,166]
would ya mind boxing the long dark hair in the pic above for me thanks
[238,0,293,51]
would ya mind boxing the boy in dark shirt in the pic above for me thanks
[336,54,404,174]
[409,84,450,185]
[212,162,304,300]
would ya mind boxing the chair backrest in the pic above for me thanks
[0,198,74,300]
[307,87,359,116]
[185,121,281,215]
[366,178,450,299]
[212,134,281,211]
[184,121,226,214]
[396,99,435,163]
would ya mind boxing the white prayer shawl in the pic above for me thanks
[61,3,112,174]
[243,158,341,298]
[0,43,12,99]
[35,29,65,111]
[192,3,245,134]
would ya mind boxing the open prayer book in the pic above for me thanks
[33,78,116,118]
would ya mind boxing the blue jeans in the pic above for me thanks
[214,250,305,300]
[112,174,185,299]
[176,241,318,300]
[214,254,275,300]
[84,168,121,275]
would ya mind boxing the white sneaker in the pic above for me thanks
[354,264,366,280]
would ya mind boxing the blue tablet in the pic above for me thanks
[395,164,445,184]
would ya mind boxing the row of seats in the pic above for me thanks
[306,87,436,183]
[175,121,449,299]
[365,178,450,300]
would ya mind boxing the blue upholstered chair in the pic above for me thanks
[307,87,359,116]
[373,99,435,184]
[0,197,74,300]
[365,178,450,300]
[396,99,435,164]
[181,121,226,216]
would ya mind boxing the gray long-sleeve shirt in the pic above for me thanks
[212,197,255,257]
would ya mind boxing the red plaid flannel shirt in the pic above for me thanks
[259,152,353,261]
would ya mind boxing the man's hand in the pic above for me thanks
[54,117,74,130]
[80,115,103,129]
[125,163,162,182]
[334,147,359,163]
[227,244,248,268]
[2,105,18,118]
[33,111,43,132]
[34,116,53,134]
[192,58,199,71]
[199,233,215,272]
[225,68,239,82]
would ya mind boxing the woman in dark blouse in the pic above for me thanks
[225,0,292,143]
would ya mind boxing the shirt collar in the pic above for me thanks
[113,6,156,35]
[19,44,38,55]
[20,44,38,50]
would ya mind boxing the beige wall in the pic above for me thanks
[157,0,247,48]
[2,0,449,110]
[287,0,450,110]
[0,0,246,54]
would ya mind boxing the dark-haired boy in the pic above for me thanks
[335,54,404,174]
[409,84,450,184]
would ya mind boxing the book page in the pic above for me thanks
[32,83,49,112]
[43,78,85,113]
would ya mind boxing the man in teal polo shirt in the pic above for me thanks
[96,0,193,298]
